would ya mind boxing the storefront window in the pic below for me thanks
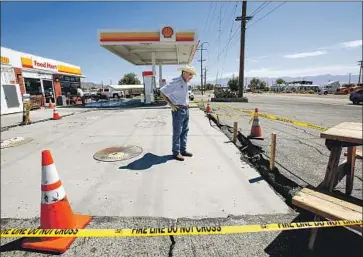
[60,75,80,95]
[43,80,54,102]
[24,78,42,95]
[60,81,71,95]
[60,76,70,82]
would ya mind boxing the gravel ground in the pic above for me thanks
[208,93,362,200]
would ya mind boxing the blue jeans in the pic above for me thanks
[172,108,189,155]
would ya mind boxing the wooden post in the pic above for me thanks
[270,133,277,171]
[346,146,356,195]
[233,122,238,143]
[216,114,220,126]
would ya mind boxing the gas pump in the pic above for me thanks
[142,71,155,104]
[161,79,166,87]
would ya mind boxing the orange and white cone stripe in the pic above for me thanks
[41,151,66,204]
[52,107,61,120]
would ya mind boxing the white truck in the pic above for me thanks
[318,81,340,95]
[97,87,124,99]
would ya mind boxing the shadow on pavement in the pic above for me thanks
[264,212,363,257]
[119,153,174,171]
[0,238,59,256]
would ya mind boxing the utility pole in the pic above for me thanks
[358,60,363,85]
[205,68,208,89]
[197,41,208,95]
[236,1,252,98]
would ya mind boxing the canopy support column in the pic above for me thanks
[159,64,163,89]
[151,51,156,103]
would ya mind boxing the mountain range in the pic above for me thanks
[82,74,360,89]
[205,74,360,87]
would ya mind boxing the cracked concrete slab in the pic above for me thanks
[172,213,363,257]
[0,217,173,257]
[1,107,290,219]
[3,213,362,257]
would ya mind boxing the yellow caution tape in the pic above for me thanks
[258,112,328,131]
[210,113,249,117]
[1,220,361,238]
[216,103,328,131]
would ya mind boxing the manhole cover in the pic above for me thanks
[93,146,143,162]
[1,137,33,149]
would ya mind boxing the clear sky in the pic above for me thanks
[1,1,362,85]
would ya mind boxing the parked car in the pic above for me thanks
[349,89,363,105]
[189,90,195,101]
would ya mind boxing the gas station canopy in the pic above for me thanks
[98,26,199,66]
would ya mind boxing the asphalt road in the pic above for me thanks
[211,93,363,200]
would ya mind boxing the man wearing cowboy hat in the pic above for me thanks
[160,64,197,161]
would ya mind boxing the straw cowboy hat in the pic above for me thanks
[178,64,197,76]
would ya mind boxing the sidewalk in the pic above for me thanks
[1,106,291,219]
[1,107,91,130]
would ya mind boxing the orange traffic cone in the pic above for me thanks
[206,103,211,113]
[48,99,54,109]
[248,108,264,140]
[52,107,61,120]
[21,150,92,253]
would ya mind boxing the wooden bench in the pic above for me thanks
[292,187,362,250]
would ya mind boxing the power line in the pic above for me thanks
[203,2,213,36]
[250,2,271,16]
[206,2,219,34]
[216,3,223,85]
[247,2,287,30]
[221,1,233,26]
[197,42,208,95]
[220,1,239,80]
[217,2,287,61]
[209,1,228,48]
[210,2,287,74]
[210,24,241,68]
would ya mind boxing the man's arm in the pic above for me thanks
[160,80,180,111]
[160,91,178,112]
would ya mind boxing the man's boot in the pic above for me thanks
[174,153,185,161]
[181,151,193,157]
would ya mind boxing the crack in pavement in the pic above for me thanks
[168,235,176,257]
[297,139,330,157]
[168,218,178,257]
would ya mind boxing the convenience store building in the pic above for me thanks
[1,46,85,114]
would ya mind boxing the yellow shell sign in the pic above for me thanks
[1,56,10,64]
[57,65,82,75]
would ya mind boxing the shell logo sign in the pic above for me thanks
[160,26,176,42]
[21,57,34,69]
[57,65,82,75]
[1,56,10,64]
[161,27,174,39]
